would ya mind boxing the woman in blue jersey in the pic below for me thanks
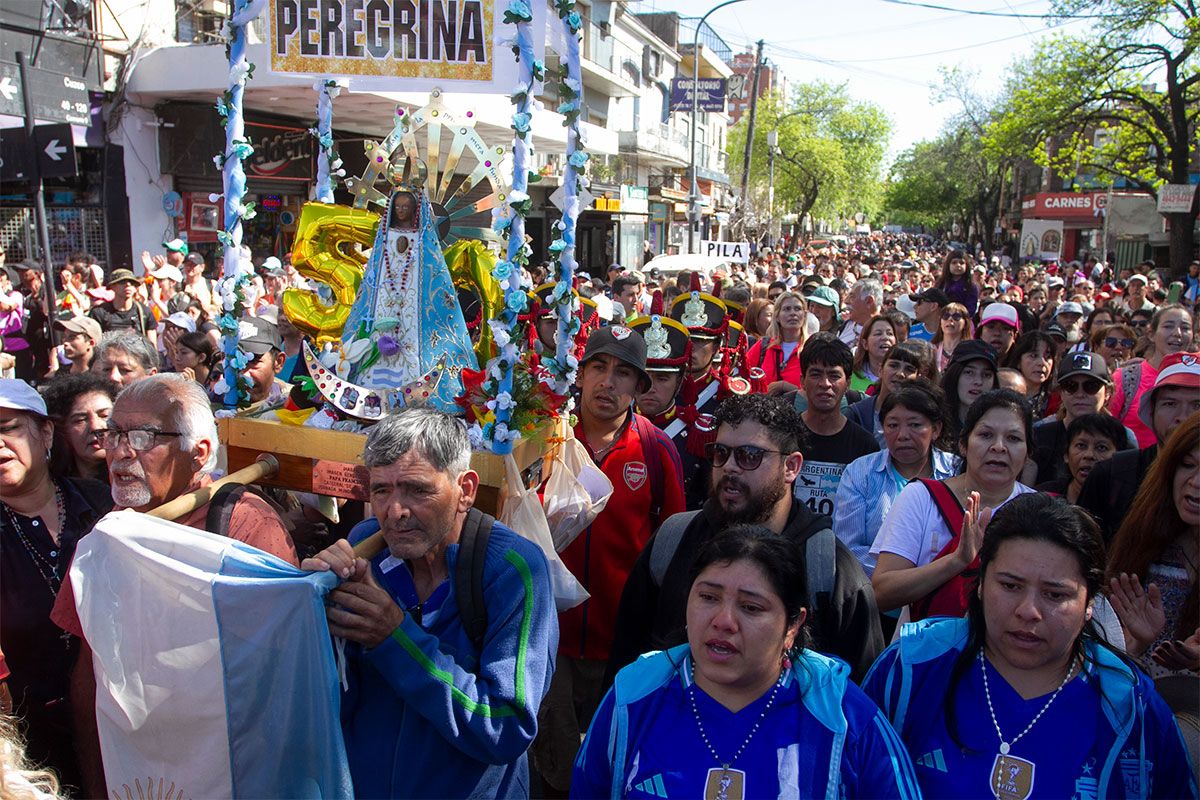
[571,525,921,800]
[863,493,1197,799]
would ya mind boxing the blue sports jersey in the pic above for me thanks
[863,619,1198,800]
[573,646,921,799]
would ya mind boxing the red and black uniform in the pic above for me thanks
[558,410,686,661]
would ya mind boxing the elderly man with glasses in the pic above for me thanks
[607,392,883,687]
[52,373,299,797]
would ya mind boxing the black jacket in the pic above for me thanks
[1077,445,1157,545]
[605,496,884,686]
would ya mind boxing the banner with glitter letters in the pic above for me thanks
[268,0,545,93]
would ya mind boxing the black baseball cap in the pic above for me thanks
[238,316,282,356]
[911,288,950,307]
[580,325,651,392]
[1056,351,1111,384]
[949,339,998,370]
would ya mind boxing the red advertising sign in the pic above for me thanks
[1023,192,1105,220]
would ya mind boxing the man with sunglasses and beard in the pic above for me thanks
[606,393,883,686]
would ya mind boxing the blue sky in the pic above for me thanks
[636,0,1092,162]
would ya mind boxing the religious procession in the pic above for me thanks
[1,0,1198,796]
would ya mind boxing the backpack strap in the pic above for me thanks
[910,479,972,622]
[205,483,248,538]
[454,507,495,653]
[633,414,665,531]
[804,527,837,612]
[648,510,701,588]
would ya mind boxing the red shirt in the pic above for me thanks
[558,411,686,660]
[744,338,804,390]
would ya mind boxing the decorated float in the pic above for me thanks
[207,0,595,515]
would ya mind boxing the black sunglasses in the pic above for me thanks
[1130,319,1150,328]
[704,443,785,470]
[1104,336,1136,349]
[942,312,967,321]
[1061,378,1104,395]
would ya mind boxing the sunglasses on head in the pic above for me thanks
[704,443,785,470]
[1104,336,1135,349]
[1061,378,1104,395]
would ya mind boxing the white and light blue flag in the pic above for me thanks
[71,511,353,799]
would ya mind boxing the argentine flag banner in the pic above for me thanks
[71,512,353,798]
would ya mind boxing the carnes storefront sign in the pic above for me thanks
[1025,192,1106,220]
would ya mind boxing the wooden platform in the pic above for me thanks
[218,417,555,515]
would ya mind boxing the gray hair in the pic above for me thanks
[363,407,471,475]
[116,373,219,473]
[849,278,883,308]
[95,330,161,372]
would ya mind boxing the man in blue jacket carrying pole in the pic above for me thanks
[303,408,559,798]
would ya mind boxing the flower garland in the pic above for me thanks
[211,0,267,409]
[545,0,587,399]
[480,0,544,454]
[311,79,345,204]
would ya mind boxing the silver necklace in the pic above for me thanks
[688,663,784,771]
[979,649,1074,756]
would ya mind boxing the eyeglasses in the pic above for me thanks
[705,443,785,470]
[1104,337,1135,349]
[943,312,967,321]
[1060,378,1104,395]
[101,428,183,452]
[1130,319,1150,329]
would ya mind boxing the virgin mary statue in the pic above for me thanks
[340,185,476,413]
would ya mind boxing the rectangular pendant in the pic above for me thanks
[990,753,1036,800]
[704,767,746,800]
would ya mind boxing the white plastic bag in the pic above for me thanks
[543,427,613,552]
[499,454,589,611]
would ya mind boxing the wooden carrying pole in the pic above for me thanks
[147,455,280,521]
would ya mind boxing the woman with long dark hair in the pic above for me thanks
[1003,331,1058,418]
[932,302,973,372]
[864,493,1195,798]
[573,525,920,798]
[939,340,1000,447]
[849,314,900,393]
[1107,413,1200,677]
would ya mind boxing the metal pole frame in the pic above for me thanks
[687,0,747,255]
[16,52,58,353]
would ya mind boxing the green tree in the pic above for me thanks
[727,82,891,236]
[986,0,1199,275]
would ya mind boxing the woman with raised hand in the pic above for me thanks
[572,525,921,799]
[871,389,1035,618]
[864,493,1196,799]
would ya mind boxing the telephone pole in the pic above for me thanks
[737,40,764,239]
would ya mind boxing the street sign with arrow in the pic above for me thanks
[33,123,77,178]
[0,61,91,126]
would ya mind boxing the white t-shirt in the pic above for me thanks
[870,480,1035,567]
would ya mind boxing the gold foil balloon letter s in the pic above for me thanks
[283,202,380,342]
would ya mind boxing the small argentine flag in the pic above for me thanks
[72,512,353,799]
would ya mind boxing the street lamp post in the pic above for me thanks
[687,0,748,255]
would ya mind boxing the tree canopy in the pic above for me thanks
[726,81,891,235]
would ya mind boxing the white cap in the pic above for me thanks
[979,302,1020,330]
[1046,276,1065,288]
[149,264,184,283]
[0,379,47,416]
[895,294,918,320]
[164,311,196,333]
[1127,273,1148,285]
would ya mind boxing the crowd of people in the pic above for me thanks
[0,232,1198,799]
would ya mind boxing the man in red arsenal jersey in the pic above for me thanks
[531,325,685,795]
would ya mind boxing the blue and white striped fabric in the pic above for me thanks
[71,511,352,799]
